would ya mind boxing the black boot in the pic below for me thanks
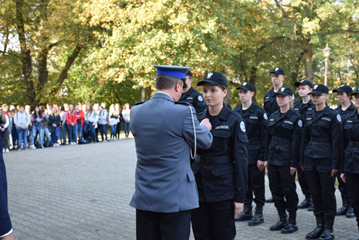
[281,212,298,234]
[308,202,315,211]
[235,205,252,221]
[298,196,312,209]
[270,211,287,231]
[306,215,324,239]
[337,196,348,215]
[248,206,264,226]
[319,217,334,240]
[347,204,355,218]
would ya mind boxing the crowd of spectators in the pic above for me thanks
[0,102,132,152]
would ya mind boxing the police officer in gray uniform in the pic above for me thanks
[179,70,207,115]
[233,82,268,226]
[129,65,213,240]
[301,84,342,240]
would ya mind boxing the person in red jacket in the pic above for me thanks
[66,104,77,145]
[75,104,85,142]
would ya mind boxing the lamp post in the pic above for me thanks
[323,43,331,86]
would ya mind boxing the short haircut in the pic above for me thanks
[156,75,181,90]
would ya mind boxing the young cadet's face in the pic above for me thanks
[276,94,291,107]
[311,94,327,105]
[239,89,252,104]
[354,94,359,108]
[298,85,312,97]
[271,74,284,87]
[202,83,227,108]
[337,92,350,104]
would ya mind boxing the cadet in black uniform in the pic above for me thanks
[0,109,15,240]
[233,82,268,226]
[341,87,359,238]
[294,80,315,210]
[191,71,248,240]
[301,84,342,240]
[264,86,302,234]
[263,67,287,203]
[179,70,207,115]
[333,85,356,218]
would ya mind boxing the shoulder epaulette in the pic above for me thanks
[134,101,145,106]
[175,101,190,106]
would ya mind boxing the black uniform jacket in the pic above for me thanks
[294,99,314,116]
[179,87,207,115]
[233,103,268,165]
[343,110,359,174]
[192,106,248,203]
[301,106,342,172]
[265,109,302,168]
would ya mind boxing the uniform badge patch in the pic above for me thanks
[240,121,246,132]
[263,113,268,120]
[207,72,213,78]
[198,95,203,101]
[337,114,342,122]
[298,120,303,127]
[243,82,247,86]
[314,85,318,89]
[281,87,285,92]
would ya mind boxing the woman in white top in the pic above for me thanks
[122,103,131,138]
[109,104,119,140]
[85,104,98,143]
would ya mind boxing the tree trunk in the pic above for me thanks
[304,39,314,81]
[249,66,257,104]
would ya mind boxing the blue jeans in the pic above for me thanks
[110,125,117,138]
[51,127,60,144]
[59,126,66,144]
[40,128,51,145]
[77,125,83,141]
[67,125,77,143]
[30,125,42,146]
[88,122,96,142]
[17,128,28,149]
[124,122,130,136]
[99,124,107,141]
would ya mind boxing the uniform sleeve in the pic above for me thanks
[331,114,342,170]
[290,116,303,168]
[233,119,248,203]
[182,106,213,150]
[300,120,310,167]
[258,111,268,161]
[193,93,207,115]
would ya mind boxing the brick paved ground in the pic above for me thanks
[3,139,358,240]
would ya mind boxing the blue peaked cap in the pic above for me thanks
[154,65,190,79]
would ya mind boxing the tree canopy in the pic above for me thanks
[1,0,358,107]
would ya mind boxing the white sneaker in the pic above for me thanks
[5,149,9,152]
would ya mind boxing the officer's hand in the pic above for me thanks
[257,160,265,172]
[1,233,15,240]
[341,173,346,183]
[264,161,268,168]
[0,128,4,132]
[233,202,243,219]
[331,169,338,177]
[200,118,212,131]
[290,167,297,176]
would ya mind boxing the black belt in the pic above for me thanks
[195,155,232,164]
[349,141,359,148]
[271,136,291,143]
[310,137,330,142]
[248,136,260,142]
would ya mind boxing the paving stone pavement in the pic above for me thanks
[3,139,358,240]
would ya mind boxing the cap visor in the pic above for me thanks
[274,92,291,96]
[309,90,323,95]
[197,79,221,86]
[236,86,251,91]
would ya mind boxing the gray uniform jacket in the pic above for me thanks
[129,92,213,213]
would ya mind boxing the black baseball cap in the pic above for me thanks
[197,71,228,87]
[237,82,255,92]
[309,84,329,95]
[270,67,285,75]
[352,87,359,96]
[333,85,353,95]
[186,70,193,78]
[274,86,293,96]
[295,80,313,88]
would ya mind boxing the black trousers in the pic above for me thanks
[305,169,336,219]
[244,164,265,207]
[346,172,359,227]
[297,166,311,197]
[136,209,191,240]
[192,200,235,240]
[268,165,298,213]
[336,171,349,205]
